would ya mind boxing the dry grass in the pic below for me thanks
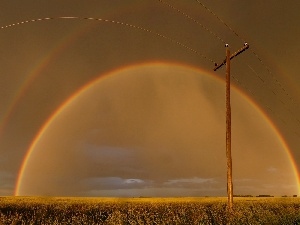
[0,196,299,224]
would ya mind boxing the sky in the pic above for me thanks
[0,0,299,197]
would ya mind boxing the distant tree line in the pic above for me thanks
[233,195,297,197]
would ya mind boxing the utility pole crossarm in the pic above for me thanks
[213,43,249,71]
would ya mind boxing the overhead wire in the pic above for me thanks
[157,0,226,44]
[193,0,300,130]
[0,16,214,64]
[157,0,300,135]
[194,0,298,109]
[1,10,299,135]
[194,0,246,42]
[232,73,299,138]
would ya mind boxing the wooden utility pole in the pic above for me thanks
[214,43,249,210]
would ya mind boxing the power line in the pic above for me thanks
[193,1,298,110]
[194,0,246,42]
[1,13,299,135]
[0,16,214,64]
[157,0,226,44]
[160,0,296,109]
[191,0,300,131]
[156,0,300,136]
[232,74,300,138]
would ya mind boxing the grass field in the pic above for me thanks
[0,196,299,224]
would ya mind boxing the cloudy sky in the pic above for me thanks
[0,1,299,197]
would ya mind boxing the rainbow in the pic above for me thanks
[0,22,92,139]
[0,3,298,196]
[14,62,300,195]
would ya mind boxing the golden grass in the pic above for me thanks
[0,196,299,224]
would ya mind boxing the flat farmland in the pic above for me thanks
[0,197,299,224]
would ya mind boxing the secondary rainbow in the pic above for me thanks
[0,2,153,139]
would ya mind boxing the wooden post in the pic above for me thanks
[225,45,233,210]
[214,43,249,211]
